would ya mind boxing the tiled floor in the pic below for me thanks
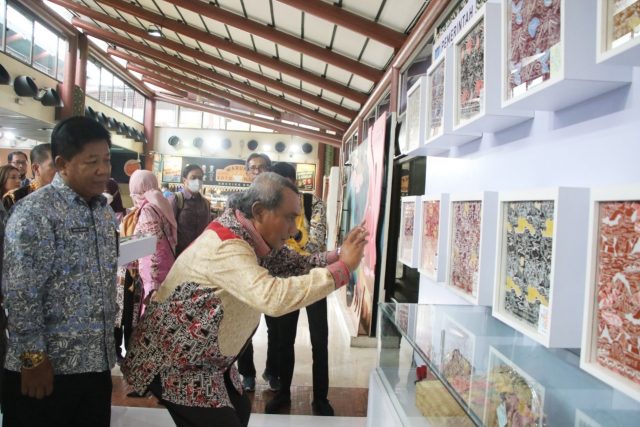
[111,293,377,424]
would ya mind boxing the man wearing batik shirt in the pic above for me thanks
[122,172,367,427]
[1,117,118,427]
[2,143,56,213]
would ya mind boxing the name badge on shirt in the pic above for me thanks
[70,227,89,233]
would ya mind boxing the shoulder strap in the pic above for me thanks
[174,191,184,212]
[303,193,313,223]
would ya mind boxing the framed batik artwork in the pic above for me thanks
[493,188,590,347]
[427,54,446,141]
[597,0,640,64]
[419,194,450,282]
[581,185,640,402]
[441,314,476,407]
[405,76,427,154]
[457,13,485,126]
[399,196,420,268]
[447,192,498,306]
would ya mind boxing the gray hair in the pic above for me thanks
[234,172,299,218]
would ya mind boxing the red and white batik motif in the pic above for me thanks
[450,201,482,297]
[595,201,640,386]
[421,200,440,276]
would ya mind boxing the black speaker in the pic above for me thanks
[168,136,180,146]
[13,75,38,97]
[247,139,258,151]
[275,141,286,153]
[0,64,11,85]
[222,138,232,150]
[35,88,63,107]
[193,137,204,148]
[302,142,313,154]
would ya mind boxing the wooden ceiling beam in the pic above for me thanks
[156,95,343,148]
[275,0,406,49]
[93,0,366,105]
[73,22,348,132]
[164,0,384,83]
[140,77,189,98]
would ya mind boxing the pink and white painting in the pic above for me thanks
[507,0,561,98]
[401,201,416,264]
[421,200,440,277]
[595,201,640,386]
[450,201,482,297]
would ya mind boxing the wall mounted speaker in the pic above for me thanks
[0,64,11,85]
[275,141,286,153]
[247,139,258,151]
[193,137,204,148]
[13,75,38,97]
[85,106,97,121]
[97,112,108,126]
[222,138,232,150]
[302,142,313,154]
[168,136,180,146]
[126,126,136,139]
[35,88,63,107]
[115,121,126,135]
[107,116,117,130]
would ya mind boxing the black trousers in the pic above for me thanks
[114,277,135,356]
[270,297,329,400]
[148,372,251,427]
[1,370,112,427]
[237,315,279,379]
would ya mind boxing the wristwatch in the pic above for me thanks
[20,351,46,369]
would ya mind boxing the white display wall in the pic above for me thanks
[419,67,640,304]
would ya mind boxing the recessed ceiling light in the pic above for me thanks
[147,25,163,37]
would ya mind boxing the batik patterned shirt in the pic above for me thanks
[2,173,118,374]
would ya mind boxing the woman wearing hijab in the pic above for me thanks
[115,170,177,366]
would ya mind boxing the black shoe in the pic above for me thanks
[312,399,335,416]
[265,392,291,414]
[126,390,150,398]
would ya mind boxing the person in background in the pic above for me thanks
[161,184,172,199]
[171,164,211,256]
[1,116,117,426]
[3,144,56,212]
[104,178,126,223]
[264,162,333,415]
[8,151,30,187]
[121,172,367,427]
[0,165,22,200]
[237,152,279,392]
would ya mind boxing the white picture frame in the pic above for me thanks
[580,184,640,402]
[399,196,421,268]
[453,2,533,135]
[501,0,631,112]
[492,187,590,348]
[418,193,450,282]
[404,76,427,155]
[596,0,640,65]
[445,192,498,306]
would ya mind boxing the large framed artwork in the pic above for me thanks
[493,188,590,347]
[453,3,533,134]
[399,196,420,268]
[161,155,183,183]
[446,192,498,306]
[419,194,450,282]
[502,0,631,111]
[596,0,640,65]
[483,347,546,427]
[580,185,640,402]
[404,76,427,155]
[339,113,388,336]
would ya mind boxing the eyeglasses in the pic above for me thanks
[248,165,268,173]
[11,160,27,166]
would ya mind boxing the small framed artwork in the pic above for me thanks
[596,0,640,65]
[441,314,476,406]
[580,184,640,402]
[493,187,590,347]
[419,194,450,282]
[404,76,427,155]
[483,346,546,427]
[399,196,420,268]
[446,192,498,306]
[502,0,630,111]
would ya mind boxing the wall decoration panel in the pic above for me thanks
[404,76,427,155]
[399,196,421,268]
[597,0,640,65]
[501,0,631,111]
[446,192,498,306]
[493,187,590,347]
[581,185,640,402]
[419,194,450,282]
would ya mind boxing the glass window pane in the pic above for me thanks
[202,112,224,129]
[178,107,202,128]
[6,5,33,63]
[155,101,178,127]
[250,124,273,133]
[226,119,250,131]
[0,0,6,50]
[86,60,100,99]
[56,37,67,81]
[133,91,145,123]
[123,85,135,118]
[33,22,57,77]
[112,76,125,113]
[99,67,113,106]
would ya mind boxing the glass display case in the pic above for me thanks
[371,303,640,426]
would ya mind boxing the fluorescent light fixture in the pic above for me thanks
[147,25,163,37]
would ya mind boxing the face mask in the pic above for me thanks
[102,192,114,205]
[187,179,202,193]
